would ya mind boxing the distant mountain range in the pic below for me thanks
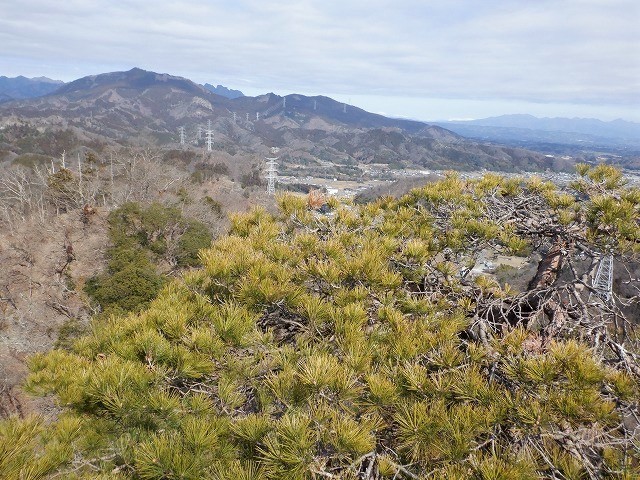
[436,114,640,157]
[451,114,640,139]
[203,83,244,99]
[0,67,624,173]
[0,75,64,102]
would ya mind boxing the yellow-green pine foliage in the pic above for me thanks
[2,166,638,479]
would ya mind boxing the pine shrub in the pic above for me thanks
[2,165,639,479]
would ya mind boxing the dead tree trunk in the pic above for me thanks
[528,237,566,290]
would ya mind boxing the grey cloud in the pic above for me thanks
[0,0,637,117]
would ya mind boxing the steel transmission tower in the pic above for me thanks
[591,253,614,303]
[265,147,279,195]
[205,120,213,152]
[178,126,186,145]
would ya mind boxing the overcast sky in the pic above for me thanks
[1,0,638,121]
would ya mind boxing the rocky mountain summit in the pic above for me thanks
[203,83,244,99]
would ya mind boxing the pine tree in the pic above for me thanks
[2,165,639,479]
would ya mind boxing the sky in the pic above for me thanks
[0,0,638,122]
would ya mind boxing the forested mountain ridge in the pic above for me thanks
[1,164,639,479]
[0,68,567,173]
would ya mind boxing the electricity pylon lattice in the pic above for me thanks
[266,149,278,195]
[178,126,186,145]
[205,120,213,152]
[591,254,614,303]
